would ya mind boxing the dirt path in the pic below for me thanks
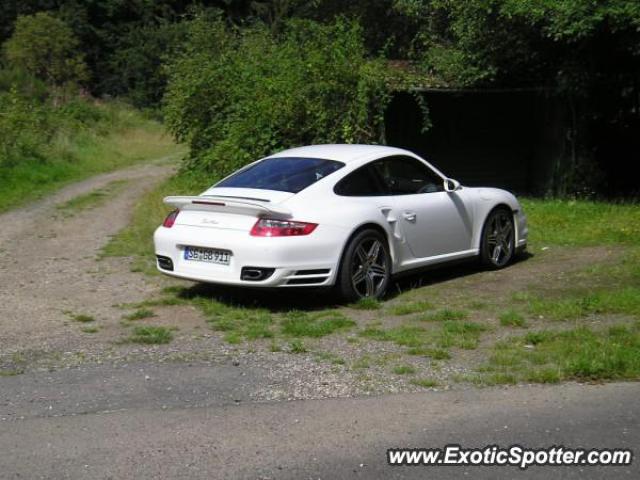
[0,158,176,357]
[0,162,631,400]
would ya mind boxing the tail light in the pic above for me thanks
[162,209,179,228]
[250,218,317,237]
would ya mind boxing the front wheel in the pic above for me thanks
[336,229,391,302]
[480,208,515,269]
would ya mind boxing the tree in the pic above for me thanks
[3,12,89,90]
[163,15,400,174]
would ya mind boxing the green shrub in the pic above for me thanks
[164,14,401,175]
[0,87,53,167]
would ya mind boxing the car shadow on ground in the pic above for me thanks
[173,252,533,313]
[386,251,533,301]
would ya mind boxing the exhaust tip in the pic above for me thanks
[241,267,275,282]
[156,255,174,271]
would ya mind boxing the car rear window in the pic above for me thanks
[216,157,345,193]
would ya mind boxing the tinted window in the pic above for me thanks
[372,156,443,195]
[334,165,386,196]
[217,157,344,193]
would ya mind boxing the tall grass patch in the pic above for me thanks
[522,199,640,247]
[0,89,181,212]
[481,324,640,383]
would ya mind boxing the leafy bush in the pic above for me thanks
[0,87,54,167]
[105,20,189,108]
[0,69,178,211]
[3,12,88,90]
[164,14,399,175]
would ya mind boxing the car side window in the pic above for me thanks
[371,155,444,195]
[334,164,387,196]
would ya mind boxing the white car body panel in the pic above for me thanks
[154,144,528,288]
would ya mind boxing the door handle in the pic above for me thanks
[402,211,417,222]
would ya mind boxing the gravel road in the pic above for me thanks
[0,160,175,357]
[1,367,638,479]
[1,159,638,479]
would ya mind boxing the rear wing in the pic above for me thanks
[163,196,291,218]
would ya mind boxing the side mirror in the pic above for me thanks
[444,178,461,192]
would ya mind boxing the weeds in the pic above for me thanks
[499,310,527,327]
[126,326,174,344]
[124,308,156,321]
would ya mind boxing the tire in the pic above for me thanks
[336,229,391,302]
[480,207,516,269]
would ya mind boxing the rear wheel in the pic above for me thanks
[480,208,515,269]
[336,229,391,302]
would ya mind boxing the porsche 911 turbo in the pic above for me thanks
[154,145,527,300]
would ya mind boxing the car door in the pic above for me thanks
[371,155,474,259]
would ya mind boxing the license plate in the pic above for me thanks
[183,246,231,265]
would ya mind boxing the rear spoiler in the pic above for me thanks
[163,196,292,217]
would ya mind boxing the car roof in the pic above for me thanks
[267,144,415,164]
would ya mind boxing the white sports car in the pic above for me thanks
[154,145,527,301]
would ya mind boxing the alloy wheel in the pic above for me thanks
[485,210,514,267]
[350,238,388,298]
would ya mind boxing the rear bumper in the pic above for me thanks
[153,224,347,287]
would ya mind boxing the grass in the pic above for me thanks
[360,319,487,353]
[126,326,174,344]
[124,308,156,321]
[81,326,99,333]
[389,300,433,316]
[410,378,439,388]
[521,198,640,247]
[71,313,95,323]
[351,297,382,310]
[406,346,451,360]
[314,351,346,365]
[289,339,307,353]
[499,310,527,327]
[479,324,640,384]
[437,321,487,350]
[281,310,355,337]
[360,325,426,347]
[422,308,468,322]
[393,364,417,375]
[1,102,183,213]
[56,180,127,216]
[527,287,640,321]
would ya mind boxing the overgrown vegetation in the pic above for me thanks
[0,86,180,211]
[164,15,399,176]
[3,12,88,94]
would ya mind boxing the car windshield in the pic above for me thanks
[216,157,345,193]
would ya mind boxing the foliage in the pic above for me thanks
[163,15,399,174]
[0,75,180,212]
[104,20,188,108]
[397,0,640,89]
[3,12,88,89]
[0,87,53,167]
